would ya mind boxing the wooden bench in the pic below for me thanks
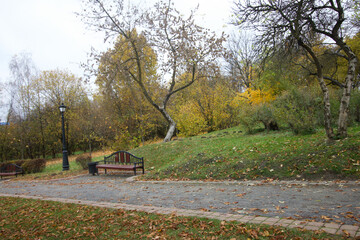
[0,163,24,179]
[96,151,144,175]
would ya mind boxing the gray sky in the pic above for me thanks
[0,0,234,120]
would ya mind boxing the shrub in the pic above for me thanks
[21,159,46,173]
[237,103,259,134]
[75,154,92,170]
[273,87,322,135]
[255,103,279,131]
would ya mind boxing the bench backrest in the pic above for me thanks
[0,163,23,173]
[104,151,143,165]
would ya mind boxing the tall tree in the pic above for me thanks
[80,0,225,142]
[8,53,38,159]
[233,0,358,139]
[226,32,257,92]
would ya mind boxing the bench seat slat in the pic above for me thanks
[96,164,142,170]
[0,172,19,176]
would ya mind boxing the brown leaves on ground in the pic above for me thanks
[0,197,344,240]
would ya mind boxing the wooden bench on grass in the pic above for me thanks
[0,163,24,179]
[96,151,144,175]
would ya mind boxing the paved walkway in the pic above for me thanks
[0,174,359,237]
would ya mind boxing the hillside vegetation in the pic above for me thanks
[131,126,360,181]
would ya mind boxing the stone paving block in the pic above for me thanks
[253,216,268,222]
[238,216,255,223]
[324,223,340,229]
[248,220,264,224]
[337,228,360,238]
[209,212,223,217]
[306,222,324,227]
[278,219,295,225]
[303,225,321,231]
[288,220,307,229]
[262,219,280,226]
[177,212,195,217]
[321,228,338,234]
[241,216,255,221]
[340,225,359,231]
[274,222,290,227]
[346,230,357,237]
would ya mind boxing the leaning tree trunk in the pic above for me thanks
[337,52,358,138]
[159,107,176,142]
[298,39,335,140]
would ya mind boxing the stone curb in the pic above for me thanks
[1,193,359,237]
[134,178,360,186]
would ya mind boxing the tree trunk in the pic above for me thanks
[159,107,176,142]
[164,121,176,142]
[298,39,334,140]
[318,76,335,140]
[337,52,358,138]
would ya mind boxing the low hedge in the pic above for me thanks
[21,159,46,173]
[1,159,46,174]
[75,154,92,170]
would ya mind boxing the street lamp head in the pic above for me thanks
[59,103,66,113]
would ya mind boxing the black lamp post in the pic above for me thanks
[59,103,69,171]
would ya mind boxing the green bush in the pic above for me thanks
[21,159,46,174]
[237,103,259,134]
[75,154,92,170]
[255,103,279,131]
[273,87,322,135]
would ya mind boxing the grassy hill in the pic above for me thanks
[131,125,360,181]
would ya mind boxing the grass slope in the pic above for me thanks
[131,125,360,181]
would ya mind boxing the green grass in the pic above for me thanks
[131,125,360,181]
[0,197,343,239]
[16,125,360,181]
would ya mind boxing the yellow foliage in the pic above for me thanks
[232,87,276,106]
[174,101,208,137]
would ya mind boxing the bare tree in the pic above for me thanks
[8,53,39,159]
[226,32,257,92]
[80,0,225,142]
[233,0,358,139]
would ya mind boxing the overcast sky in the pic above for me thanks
[0,0,234,120]
[0,0,234,82]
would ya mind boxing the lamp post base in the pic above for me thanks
[62,150,70,171]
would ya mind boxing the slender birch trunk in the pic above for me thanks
[337,50,358,138]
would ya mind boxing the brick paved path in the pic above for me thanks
[0,175,359,237]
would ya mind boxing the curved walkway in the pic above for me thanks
[0,174,359,237]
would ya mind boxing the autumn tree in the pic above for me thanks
[80,0,225,142]
[233,0,359,140]
[172,73,236,136]
[35,70,89,155]
[7,53,39,159]
[95,31,166,148]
